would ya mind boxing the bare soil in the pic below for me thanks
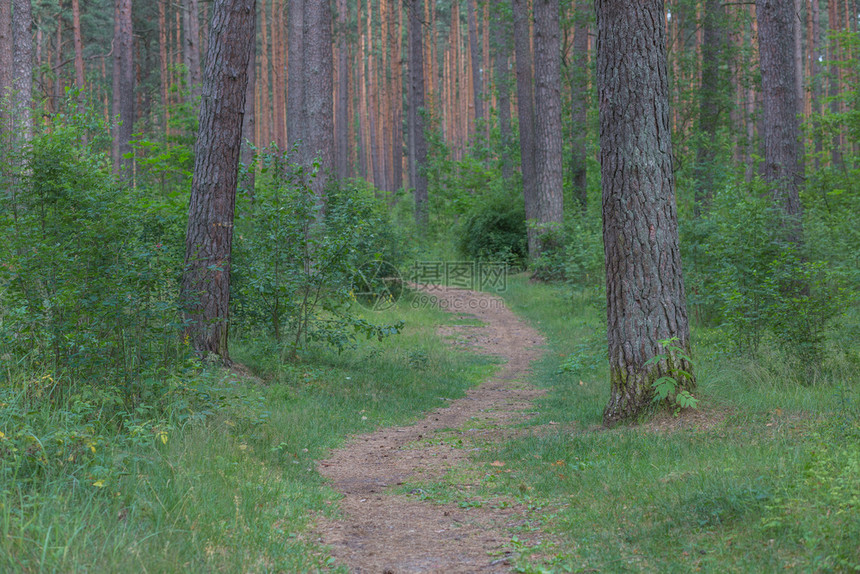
[314,287,546,573]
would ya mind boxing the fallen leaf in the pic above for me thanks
[490,460,505,467]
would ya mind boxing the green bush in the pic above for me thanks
[457,187,527,266]
[0,107,187,396]
[231,150,404,358]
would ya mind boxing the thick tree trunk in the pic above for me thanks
[336,0,349,179]
[182,0,256,364]
[408,0,428,227]
[287,0,304,151]
[694,0,728,214]
[512,0,539,258]
[467,0,483,133]
[303,0,334,199]
[533,0,564,250]
[0,1,12,129]
[112,0,134,176]
[570,1,589,212]
[183,0,202,99]
[491,6,512,180]
[757,0,804,245]
[596,0,695,426]
[12,0,32,143]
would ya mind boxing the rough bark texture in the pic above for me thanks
[336,0,349,180]
[532,0,564,250]
[757,0,804,245]
[492,7,512,180]
[303,0,334,199]
[467,0,483,132]
[511,0,538,258]
[184,0,202,99]
[12,0,32,142]
[694,0,728,213]
[596,0,695,426]
[112,0,134,175]
[570,1,589,212]
[408,0,428,227]
[287,0,304,151]
[182,0,256,363]
[0,1,12,128]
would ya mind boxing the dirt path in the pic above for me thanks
[314,287,546,573]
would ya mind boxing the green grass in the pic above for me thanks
[463,274,860,573]
[0,295,496,572]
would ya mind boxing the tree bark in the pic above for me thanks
[0,1,12,128]
[694,0,728,214]
[408,0,428,227]
[12,0,33,143]
[757,0,804,245]
[467,0,483,134]
[533,0,564,250]
[72,0,85,91]
[112,0,134,176]
[596,0,695,426]
[183,0,202,99]
[491,5,512,180]
[241,12,256,193]
[512,0,539,258]
[302,0,334,198]
[287,0,304,151]
[182,0,256,364]
[336,0,349,179]
[570,0,589,212]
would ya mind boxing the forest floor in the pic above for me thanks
[314,287,549,572]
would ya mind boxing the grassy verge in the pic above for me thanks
[0,294,496,572]
[481,275,860,573]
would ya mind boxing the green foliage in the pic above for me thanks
[530,215,604,289]
[681,182,846,367]
[645,338,699,412]
[232,149,405,358]
[457,186,527,266]
[0,104,188,394]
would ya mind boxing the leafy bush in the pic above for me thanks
[457,187,527,266]
[0,106,187,396]
[231,150,404,358]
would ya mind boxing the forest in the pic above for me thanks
[0,0,858,571]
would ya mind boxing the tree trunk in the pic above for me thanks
[491,5,512,180]
[184,0,202,99]
[757,0,804,245]
[259,0,271,145]
[467,0,483,134]
[533,0,564,250]
[0,1,12,127]
[72,0,85,91]
[596,0,695,426]
[336,0,349,179]
[241,12,256,194]
[158,0,170,132]
[390,0,403,192]
[570,0,589,212]
[287,0,304,151]
[512,0,539,258]
[811,0,822,166]
[408,0,428,227]
[694,0,728,213]
[112,0,134,176]
[302,0,334,199]
[12,0,33,143]
[182,0,256,364]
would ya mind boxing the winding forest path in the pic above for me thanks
[314,287,546,573]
